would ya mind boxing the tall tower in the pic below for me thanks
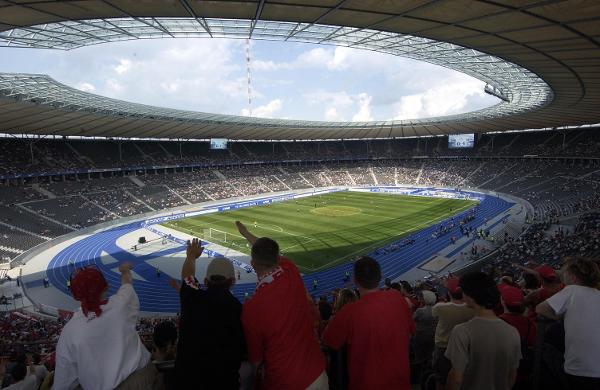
[245,38,252,117]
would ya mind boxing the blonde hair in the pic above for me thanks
[335,288,357,313]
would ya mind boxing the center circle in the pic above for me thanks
[311,206,362,217]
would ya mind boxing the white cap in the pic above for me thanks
[205,257,235,280]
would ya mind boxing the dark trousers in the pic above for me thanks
[565,373,600,390]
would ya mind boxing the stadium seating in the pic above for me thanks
[1,129,600,389]
[1,128,599,177]
[1,134,599,262]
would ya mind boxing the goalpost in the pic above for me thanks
[203,228,247,247]
[205,228,229,243]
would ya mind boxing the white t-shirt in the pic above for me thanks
[54,283,151,390]
[547,284,600,378]
[4,375,38,390]
[32,364,48,383]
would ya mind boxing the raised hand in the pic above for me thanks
[186,238,203,259]
[235,220,258,245]
[119,262,133,285]
[236,221,248,235]
[118,262,133,273]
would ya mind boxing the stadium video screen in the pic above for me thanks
[210,138,228,150]
[448,134,475,149]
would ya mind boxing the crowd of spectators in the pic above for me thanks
[1,214,599,389]
[2,128,600,178]
[0,155,598,264]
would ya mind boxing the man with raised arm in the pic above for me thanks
[54,263,161,390]
[175,238,246,390]
[236,221,328,390]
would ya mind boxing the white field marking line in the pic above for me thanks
[255,223,313,241]
[311,208,361,217]
[304,202,476,272]
[167,220,247,241]
[256,224,283,232]
[281,237,317,252]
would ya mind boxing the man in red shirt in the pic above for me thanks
[237,221,327,390]
[322,256,415,390]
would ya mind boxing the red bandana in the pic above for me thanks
[70,268,109,318]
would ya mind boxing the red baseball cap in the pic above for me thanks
[501,286,524,306]
[445,277,461,294]
[536,265,558,282]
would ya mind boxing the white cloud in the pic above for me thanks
[7,37,499,121]
[106,79,123,93]
[305,90,354,108]
[253,59,281,71]
[76,39,249,113]
[76,82,95,92]
[160,80,179,93]
[253,46,351,72]
[305,90,373,122]
[241,99,282,118]
[393,95,423,119]
[352,93,373,121]
[392,77,493,120]
[325,107,340,121]
[326,47,351,70]
[114,59,132,75]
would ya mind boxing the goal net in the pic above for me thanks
[205,228,229,243]
[203,228,246,247]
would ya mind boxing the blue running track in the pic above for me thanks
[30,193,512,313]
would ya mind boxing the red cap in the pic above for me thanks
[536,265,558,282]
[501,286,524,306]
[445,277,461,294]
[70,267,108,318]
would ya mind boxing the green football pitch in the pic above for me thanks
[163,191,477,273]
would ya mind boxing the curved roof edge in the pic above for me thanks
[0,1,597,139]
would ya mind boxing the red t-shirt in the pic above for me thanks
[322,290,415,390]
[500,313,536,347]
[241,258,325,390]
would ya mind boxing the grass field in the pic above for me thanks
[163,191,477,272]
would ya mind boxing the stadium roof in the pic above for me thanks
[0,1,598,140]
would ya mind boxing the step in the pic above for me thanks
[369,167,379,185]
[128,176,146,187]
[16,204,76,231]
[273,175,292,190]
[31,184,56,199]
[212,170,227,180]
[0,221,51,241]
[165,185,191,205]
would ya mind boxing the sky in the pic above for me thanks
[0,38,499,122]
